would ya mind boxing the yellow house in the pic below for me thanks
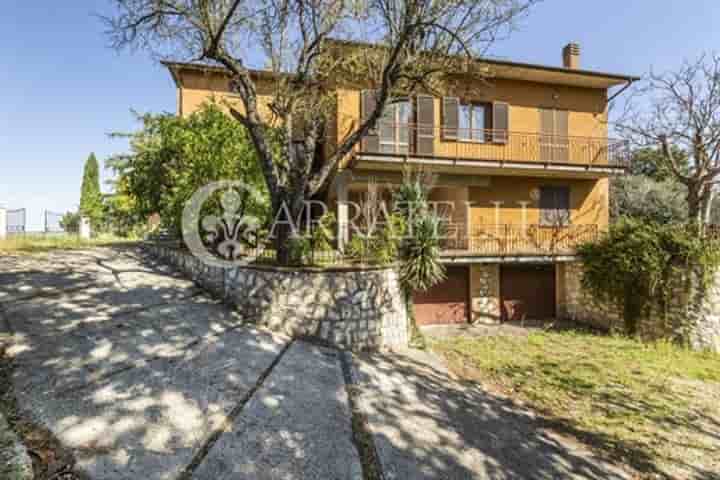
[164,42,638,327]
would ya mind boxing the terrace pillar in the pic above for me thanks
[0,207,6,239]
[335,171,352,252]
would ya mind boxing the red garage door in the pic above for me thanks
[500,264,556,321]
[413,266,469,326]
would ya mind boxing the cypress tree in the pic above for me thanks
[79,153,102,230]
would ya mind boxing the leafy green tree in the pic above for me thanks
[611,147,690,223]
[79,153,103,230]
[107,102,269,237]
[628,146,689,181]
[59,211,80,234]
[610,175,687,223]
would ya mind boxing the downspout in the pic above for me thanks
[607,78,636,104]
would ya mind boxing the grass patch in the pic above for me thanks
[429,330,720,478]
[0,234,137,254]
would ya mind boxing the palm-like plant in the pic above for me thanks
[394,169,446,291]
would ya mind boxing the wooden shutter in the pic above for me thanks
[540,108,554,161]
[361,90,379,153]
[442,97,459,140]
[555,110,569,162]
[415,95,435,155]
[492,102,509,144]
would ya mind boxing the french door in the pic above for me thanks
[379,100,412,154]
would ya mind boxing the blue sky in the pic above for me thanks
[1,1,719,230]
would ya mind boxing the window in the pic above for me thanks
[539,186,570,226]
[443,99,508,143]
[458,104,487,142]
[379,100,411,154]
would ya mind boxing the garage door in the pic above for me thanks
[500,265,556,321]
[413,266,469,326]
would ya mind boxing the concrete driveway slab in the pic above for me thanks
[194,340,362,480]
[19,327,289,480]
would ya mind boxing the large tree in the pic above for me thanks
[619,54,720,232]
[80,152,103,230]
[107,102,268,237]
[104,0,536,263]
[618,54,720,347]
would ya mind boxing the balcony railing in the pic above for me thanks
[440,224,599,256]
[360,122,630,168]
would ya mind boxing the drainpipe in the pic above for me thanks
[608,79,636,104]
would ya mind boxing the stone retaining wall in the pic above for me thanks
[145,243,409,350]
[560,261,720,352]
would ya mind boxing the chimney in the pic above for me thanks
[562,42,580,69]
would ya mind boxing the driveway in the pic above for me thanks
[1,246,629,479]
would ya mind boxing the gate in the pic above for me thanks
[44,210,66,233]
[7,208,26,234]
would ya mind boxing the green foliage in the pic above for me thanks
[79,153,103,231]
[59,211,80,234]
[610,174,687,223]
[393,170,446,291]
[577,218,720,334]
[398,215,447,291]
[345,214,404,265]
[629,146,689,181]
[107,101,269,237]
[102,188,143,237]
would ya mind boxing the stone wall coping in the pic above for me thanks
[144,241,400,273]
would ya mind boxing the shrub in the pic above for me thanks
[577,218,720,336]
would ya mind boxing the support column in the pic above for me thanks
[0,207,6,239]
[335,171,352,251]
[470,264,501,324]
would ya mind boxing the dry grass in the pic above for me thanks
[429,330,720,479]
[0,234,136,254]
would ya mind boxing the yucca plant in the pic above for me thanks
[399,214,447,290]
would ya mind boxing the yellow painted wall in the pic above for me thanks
[335,78,609,166]
[468,176,609,227]
[177,69,278,121]
[170,66,611,228]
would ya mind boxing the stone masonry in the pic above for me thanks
[146,243,409,350]
[469,264,501,324]
[560,261,720,352]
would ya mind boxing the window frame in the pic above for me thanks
[539,185,571,227]
[457,102,490,143]
[378,98,412,154]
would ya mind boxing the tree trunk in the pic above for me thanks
[271,189,307,266]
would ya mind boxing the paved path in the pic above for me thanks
[1,246,631,480]
[0,247,360,479]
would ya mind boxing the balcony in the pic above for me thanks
[357,123,630,171]
[440,224,599,258]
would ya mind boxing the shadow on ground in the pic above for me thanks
[353,350,637,480]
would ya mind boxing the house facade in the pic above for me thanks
[164,42,638,327]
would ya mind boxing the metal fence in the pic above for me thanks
[7,208,26,234]
[43,211,66,233]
